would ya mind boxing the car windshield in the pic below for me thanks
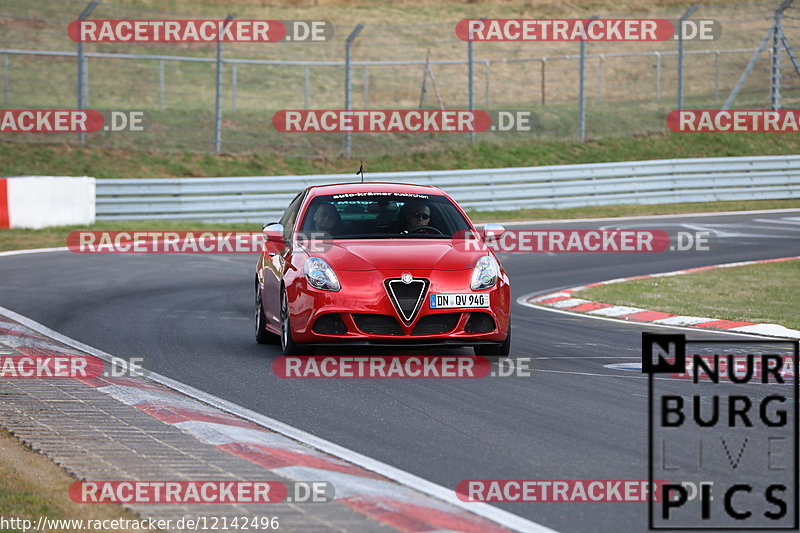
[298,192,472,239]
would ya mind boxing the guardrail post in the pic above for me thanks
[541,58,546,105]
[484,60,491,108]
[363,65,369,108]
[723,0,791,110]
[467,38,475,144]
[767,47,773,102]
[76,1,98,147]
[655,51,661,101]
[215,14,234,154]
[771,2,789,110]
[677,4,700,111]
[2,54,8,105]
[158,60,164,111]
[578,16,598,142]
[597,54,605,101]
[231,64,238,112]
[344,23,365,158]
[579,40,586,141]
[303,66,310,109]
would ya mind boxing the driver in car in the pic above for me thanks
[310,202,343,238]
[399,200,432,233]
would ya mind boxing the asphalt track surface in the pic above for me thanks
[1,210,798,532]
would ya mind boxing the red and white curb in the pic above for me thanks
[0,177,8,229]
[0,308,556,533]
[520,256,800,340]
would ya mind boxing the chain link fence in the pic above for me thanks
[0,0,799,157]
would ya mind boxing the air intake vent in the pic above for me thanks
[352,314,403,336]
[465,312,496,333]
[385,278,429,324]
[412,313,460,335]
[312,314,347,335]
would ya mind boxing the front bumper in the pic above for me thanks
[288,268,510,345]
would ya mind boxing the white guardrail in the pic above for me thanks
[94,156,800,223]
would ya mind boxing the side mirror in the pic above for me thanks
[262,222,285,253]
[482,222,505,241]
[262,221,281,231]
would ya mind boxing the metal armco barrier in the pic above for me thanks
[95,156,800,223]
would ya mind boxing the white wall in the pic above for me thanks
[5,177,96,229]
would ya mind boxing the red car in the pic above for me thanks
[255,182,511,356]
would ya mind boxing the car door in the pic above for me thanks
[263,192,305,325]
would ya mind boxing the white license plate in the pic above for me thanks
[429,293,490,309]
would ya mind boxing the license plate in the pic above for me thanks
[429,293,490,309]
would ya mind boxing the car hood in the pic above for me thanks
[304,239,483,271]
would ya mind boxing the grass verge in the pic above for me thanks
[3,131,800,178]
[578,259,800,331]
[0,427,155,533]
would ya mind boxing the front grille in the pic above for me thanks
[385,278,429,324]
[352,314,403,335]
[411,313,461,335]
[312,314,348,335]
[465,312,496,333]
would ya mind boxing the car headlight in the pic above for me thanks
[470,255,499,290]
[304,257,341,291]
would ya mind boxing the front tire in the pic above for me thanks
[255,284,278,345]
[474,326,511,358]
[280,288,312,356]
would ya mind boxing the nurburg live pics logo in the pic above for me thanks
[643,332,799,530]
